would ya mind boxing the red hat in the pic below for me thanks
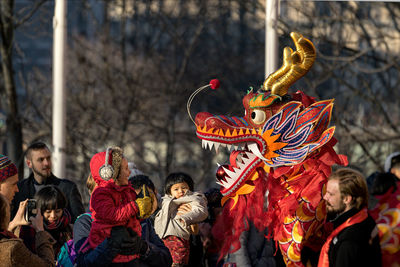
[0,154,18,182]
[90,147,123,186]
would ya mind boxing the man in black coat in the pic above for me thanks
[11,142,84,222]
[320,168,382,267]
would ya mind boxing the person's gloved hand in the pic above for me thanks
[135,185,153,219]
[127,228,149,256]
[108,226,136,255]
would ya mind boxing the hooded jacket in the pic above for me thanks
[154,191,208,240]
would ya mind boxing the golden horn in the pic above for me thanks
[263,32,316,96]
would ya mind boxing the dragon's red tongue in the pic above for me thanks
[229,150,241,168]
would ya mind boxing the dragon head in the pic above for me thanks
[193,32,334,206]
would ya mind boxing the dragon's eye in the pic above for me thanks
[250,110,266,124]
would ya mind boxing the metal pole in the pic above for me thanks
[52,0,67,178]
[265,0,279,78]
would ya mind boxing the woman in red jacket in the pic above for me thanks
[88,147,152,264]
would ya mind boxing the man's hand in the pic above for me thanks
[8,199,30,232]
[177,203,192,216]
[108,226,148,256]
[109,226,136,255]
[30,210,44,232]
[127,228,148,256]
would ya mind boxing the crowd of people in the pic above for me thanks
[0,141,399,267]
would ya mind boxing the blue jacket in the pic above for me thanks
[73,213,172,267]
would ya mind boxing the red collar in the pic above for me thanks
[318,208,368,267]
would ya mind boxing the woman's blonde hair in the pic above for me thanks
[86,173,96,195]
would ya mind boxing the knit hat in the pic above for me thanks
[0,154,18,182]
[384,151,400,172]
[128,162,143,178]
[90,147,123,185]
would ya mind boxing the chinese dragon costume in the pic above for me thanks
[188,32,348,266]
[370,183,400,266]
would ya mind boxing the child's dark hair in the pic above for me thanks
[204,188,222,224]
[35,185,67,214]
[164,172,194,195]
[205,188,222,208]
[371,172,398,196]
[129,174,155,192]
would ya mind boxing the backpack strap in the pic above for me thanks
[74,212,93,255]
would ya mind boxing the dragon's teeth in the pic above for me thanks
[226,178,236,187]
[208,141,214,150]
[221,176,235,188]
[222,166,233,176]
[243,151,257,163]
[222,167,239,186]
[202,140,206,148]
[232,166,241,173]
[236,144,242,150]
[214,142,220,153]
[227,144,232,151]
[237,160,246,169]
[248,143,268,161]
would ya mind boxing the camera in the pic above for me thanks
[25,199,37,222]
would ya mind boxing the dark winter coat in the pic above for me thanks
[11,173,84,222]
[224,220,276,267]
[328,208,382,267]
[74,212,172,267]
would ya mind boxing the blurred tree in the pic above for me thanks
[0,0,47,177]
[277,1,400,174]
[53,0,266,197]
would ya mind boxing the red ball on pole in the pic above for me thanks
[209,79,220,90]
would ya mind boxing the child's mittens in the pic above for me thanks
[135,185,153,219]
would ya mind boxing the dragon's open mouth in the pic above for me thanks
[198,131,267,196]
[195,96,335,198]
